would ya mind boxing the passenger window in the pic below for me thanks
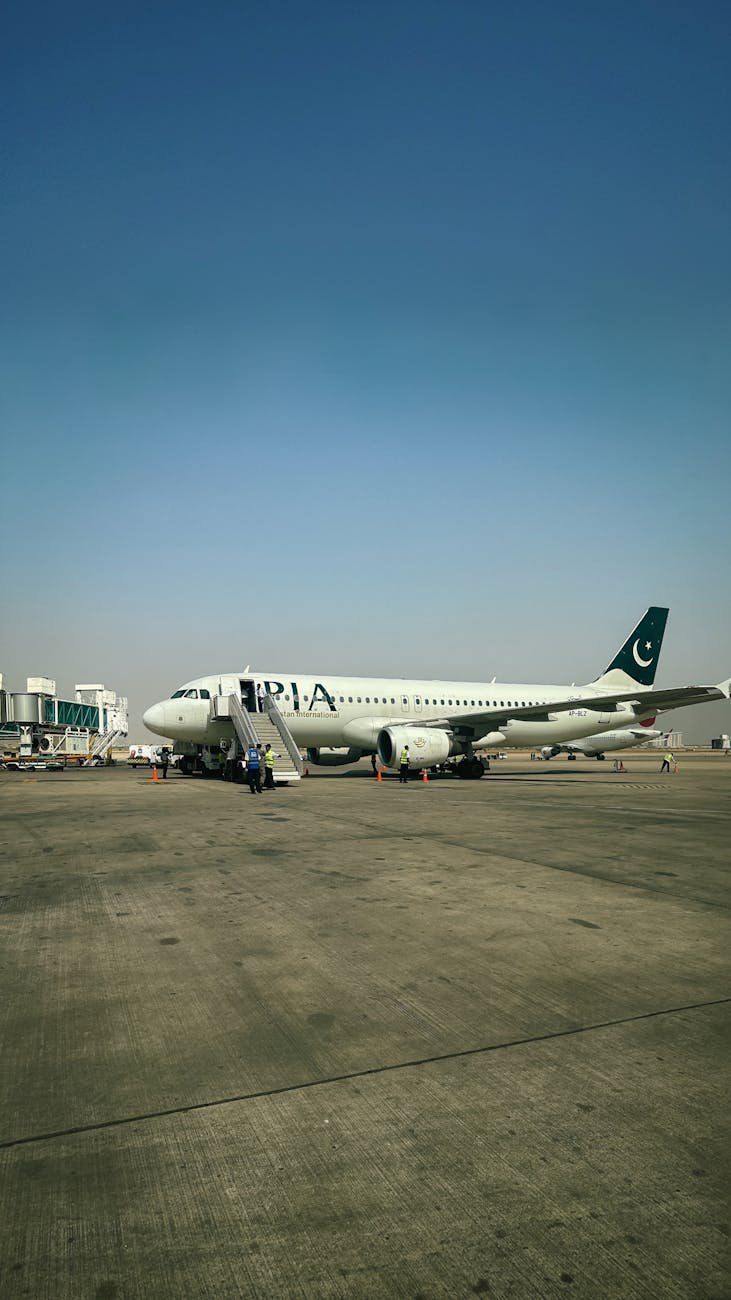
[391,698,395,704]
[357,697,362,703]
[348,696,353,703]
[365,697,370,703]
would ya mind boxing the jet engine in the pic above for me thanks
[306,746,363,766]
[377,726,457,769]
[541,745,561,760]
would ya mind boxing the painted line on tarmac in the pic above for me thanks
[1,996,729,1152]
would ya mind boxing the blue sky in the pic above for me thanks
[1,2,729,740]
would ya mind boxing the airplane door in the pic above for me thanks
[401,694,410,713]
[239,680,255,713]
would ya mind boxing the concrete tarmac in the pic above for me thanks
[0,754,729,1299]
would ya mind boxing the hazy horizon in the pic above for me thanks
[2,4,729,747]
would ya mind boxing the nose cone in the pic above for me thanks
[143,702,167,736]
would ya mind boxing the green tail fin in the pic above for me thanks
[598,607,669,687]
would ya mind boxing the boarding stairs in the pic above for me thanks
[88,728,127,761]
[226,694,303,783]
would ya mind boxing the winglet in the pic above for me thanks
[717,677,731,699]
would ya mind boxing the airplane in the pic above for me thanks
[539,726,666,760]
[142,606,730,779]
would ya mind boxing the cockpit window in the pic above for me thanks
[171,689,186,698]
[184,689,199,699]
[199,688,210,700]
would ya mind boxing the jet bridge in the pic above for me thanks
[213,692,303,783]
[0,676,128,766]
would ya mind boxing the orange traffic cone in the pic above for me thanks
[152,766,158,783]
[376,768,382,782]
[422,768,429,783]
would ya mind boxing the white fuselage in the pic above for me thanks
[543,728,662,758]
[143,669,657,751]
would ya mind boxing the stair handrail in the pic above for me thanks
[228,693,260,749]
[262,694,304,775]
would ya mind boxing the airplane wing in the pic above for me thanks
[422,678,730,735]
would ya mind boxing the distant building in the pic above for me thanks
[710,734,730,750]
[648,731,683,748]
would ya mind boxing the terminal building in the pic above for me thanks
[0,675,128,766]
[648,731,683,749]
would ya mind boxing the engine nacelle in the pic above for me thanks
[377,726,457,769]
[306,746,363,767]
[541,745,561,760]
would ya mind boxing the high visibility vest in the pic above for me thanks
[400,749,409,766]
[265,749,274,768]
[247,747,260,767]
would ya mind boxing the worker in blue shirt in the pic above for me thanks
[246,744,262,794]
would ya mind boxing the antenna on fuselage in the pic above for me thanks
[244,665,250,674]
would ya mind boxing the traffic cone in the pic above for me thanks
[377,768,382,782]
[422,768,429,783]
[152,767,158,783]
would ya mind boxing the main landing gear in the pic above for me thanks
[457,757,487,780]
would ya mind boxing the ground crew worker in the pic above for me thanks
[246,744,262,793]
[263,743,277,789]
[371,753,378,777]
[399,745,409,784]
[159,747,170,779]
[660,751,674,773]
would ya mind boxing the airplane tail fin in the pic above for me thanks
[591,607,669,691]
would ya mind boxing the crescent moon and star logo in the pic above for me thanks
[632,639,654,668]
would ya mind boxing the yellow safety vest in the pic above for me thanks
[265,749,274,768]
[400,749,409,765]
